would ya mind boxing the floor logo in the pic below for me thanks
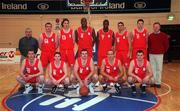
[5,88,158,111]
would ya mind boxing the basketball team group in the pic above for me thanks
[17,17,169,95]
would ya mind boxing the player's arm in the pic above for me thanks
[96,32,99,51]
[128,60,141,81]
[75,29,79,44]
[20,59,26,78]
[100,59,114,80]
[85,58,95,81]
[48,63,56,82]
[146,31,149,49]
[38,34,43,50]
[55,34,59,49]
[117,60,124,78]
[146,61,153,79]
[57,62,68,83]
[92,28,96,46]
[112,32,115,50]
[127,32,133,58]
[72,30,75,44]
[73,59,83,86]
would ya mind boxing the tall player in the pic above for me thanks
[75,17,96,57]
[16,49,44,94]
[59,18,75,78]
[39,22,58,72]
[115,22,132,75]
[128,50,153,94]
[96,19,115,72]
[99,49,124,93]
[131,19,149,59]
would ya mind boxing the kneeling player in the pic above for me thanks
[128,50,153,94]
[73,49,98,94]
[16,49,44,94]
[99,49,125,93]
[46,52,70,93]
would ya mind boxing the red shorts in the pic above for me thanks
[25,75,37,83]
[116,50,130,68]
[132,48,147,59]
[60,49,75,66]
[40,51,55,68]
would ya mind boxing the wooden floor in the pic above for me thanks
[0,62,180,111]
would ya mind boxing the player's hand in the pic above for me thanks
[109,76,114,81]
[114,76,120,82]
[84,79,89,86]
[136,76,142,83]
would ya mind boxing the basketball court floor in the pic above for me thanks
[0,62,179,111]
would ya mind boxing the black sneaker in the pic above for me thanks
[141,85,146,94]
[18,86,25,91]
[114,83,121,93]
[51,85,58,94]
[102,84,107,92]
[156,84,161,88]
[63,85,68,94]
[131,85,137,94]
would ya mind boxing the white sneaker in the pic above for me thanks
[38,84,44,94]
[88,83,94,94]
[76,86,80,95]
[23,84,33,94]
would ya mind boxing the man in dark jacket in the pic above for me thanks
[19,28,38,66]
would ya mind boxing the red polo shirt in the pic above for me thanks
[148,32,169,54]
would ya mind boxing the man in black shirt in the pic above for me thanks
[18,28,38,66]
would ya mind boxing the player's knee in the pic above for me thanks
[127,76,134,84]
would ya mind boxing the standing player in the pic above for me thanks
[128,50,153,94]
[131,19,149,59]
[73,49,98,94]
[46,52,70,93]
[115,22,132,76]
[16,49,44,94]
[75,17,96,57]
[59,18,75,77]
[99,49,124,93]
[96,19,115,72]
[39,22,58,72]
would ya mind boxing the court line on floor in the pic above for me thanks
[157,82,172,97]
[1,83,19,111]
[112,96,157,104]
[21,95,45,111]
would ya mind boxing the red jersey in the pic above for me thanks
[104,58,119,79]
[41,32,56,52]
[115,31,129,51]
[51,61,65,80]
[98,29,113,55]
[77,57,91,80]
[133,59,147,79]
[25,58,40,83]
[59,29,74,50]
[132,28,147,49]
[77,26,93,49]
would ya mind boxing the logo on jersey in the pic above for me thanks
[62,35,66,40]
[80,33,83,38]
[34,67,37,70]
[44,39,49,44]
